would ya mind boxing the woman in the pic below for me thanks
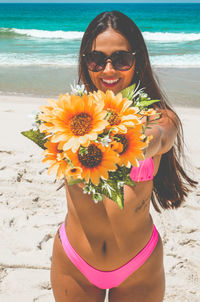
[50,11,197,302]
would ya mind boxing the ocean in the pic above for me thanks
[0,3,200,68]
[0,3,200,98]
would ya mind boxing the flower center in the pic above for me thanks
[78,144,103,168]
[70,113,92,136]
[107,109,121,126]
[115,134,129,154]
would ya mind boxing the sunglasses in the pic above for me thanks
[83,50,136,72]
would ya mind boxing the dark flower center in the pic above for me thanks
[70,113,92,136]
[107,109,120,126]
[115,134,129,154]
[78,144,103,168]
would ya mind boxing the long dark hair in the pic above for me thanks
[78,11,197,212]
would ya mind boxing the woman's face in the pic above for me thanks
[88,28,135,94]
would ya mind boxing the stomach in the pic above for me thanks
[64,180,155,270]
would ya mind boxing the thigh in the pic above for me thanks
[108,234,165,302]
[51,231,106,302]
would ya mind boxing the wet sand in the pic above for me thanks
[0,66,200,108]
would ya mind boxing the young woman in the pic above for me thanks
[50,11,197,302]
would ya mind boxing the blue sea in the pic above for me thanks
[0,3,200,68]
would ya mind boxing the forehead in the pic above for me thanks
[91,28,131,54]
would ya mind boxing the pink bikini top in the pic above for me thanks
[130,157,154,182]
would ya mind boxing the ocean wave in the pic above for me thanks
[0,53,77,66]
[143,32,200,42]
[1,28,200,42]
[1,53,200,67]
[0,27,84,40]
[150,54,200,67]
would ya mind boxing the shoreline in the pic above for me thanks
[0,66,200,108]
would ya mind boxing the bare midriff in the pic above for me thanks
[64,155,161,271]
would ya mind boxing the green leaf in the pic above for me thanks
[21,129,47,150]
[68,178,83,185]
[121,83,136,100]
[124,175,136,187]
[116,194,124,210]
[96,179,124,209]
[137,99,160,107]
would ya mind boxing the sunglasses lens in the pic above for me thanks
[84,51,135,72]
[113,52,134,71]
[85,52,104,72]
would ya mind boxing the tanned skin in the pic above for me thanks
[51,28,178,302]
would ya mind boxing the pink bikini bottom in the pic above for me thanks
[59,222,158,289]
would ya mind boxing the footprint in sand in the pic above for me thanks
[37,234,54,250]
[0,150,12,155]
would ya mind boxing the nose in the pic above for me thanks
[103,59,115,73]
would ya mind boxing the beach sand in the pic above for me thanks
[0,71,200,301]
[1,66,200,108]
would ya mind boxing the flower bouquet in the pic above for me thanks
[21,83,160,209]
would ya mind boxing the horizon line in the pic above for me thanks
[0,1,199,3]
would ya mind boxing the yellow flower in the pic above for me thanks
[42,141,69,180]
[66,166,82,180]
[110,140,123,153]
[114,125,149,167]
[139,108,157,116]
[40,93,108,153]
[93,90,140,134]
[66,142,119,185]
[39,97,63,133]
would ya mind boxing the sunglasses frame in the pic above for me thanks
[83,50,136,72]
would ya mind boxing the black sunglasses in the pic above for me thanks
[83,50,136,72]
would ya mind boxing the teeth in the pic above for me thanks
[102,79,119,84]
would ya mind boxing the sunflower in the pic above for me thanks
[42,140,69,180]
[66,166,83,180]
[139,108,157,116]
[39,97,64,133]
[39,93,108,153]
[110,140,123,153]
[92,90,141,134]
[113,125,149,167]
[66,142,119,185]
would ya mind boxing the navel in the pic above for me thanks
[102,241,107,253]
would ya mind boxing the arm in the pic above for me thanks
[143,109,179,158]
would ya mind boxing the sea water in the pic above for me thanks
[0,3,200,97]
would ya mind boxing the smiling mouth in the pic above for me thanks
[101,78,120,87]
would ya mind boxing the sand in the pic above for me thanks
[1,66,200,108]
[0,94,200,302]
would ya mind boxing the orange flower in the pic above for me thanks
[40,93,108,153]
[66,166,82,180]
[93,90,140,134]
[110,140,123,153]
[139,108,157,116]
[114,125,148,167]
[42,141,69,180]
[39,98,62,133]
[66,142,119,185]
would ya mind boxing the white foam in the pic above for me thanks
[0,53,77,66]
[2,27,200,43]
[12,28,84,40]
[1,53,200,68]
[150,54,200,67]
[143,31,200,43]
